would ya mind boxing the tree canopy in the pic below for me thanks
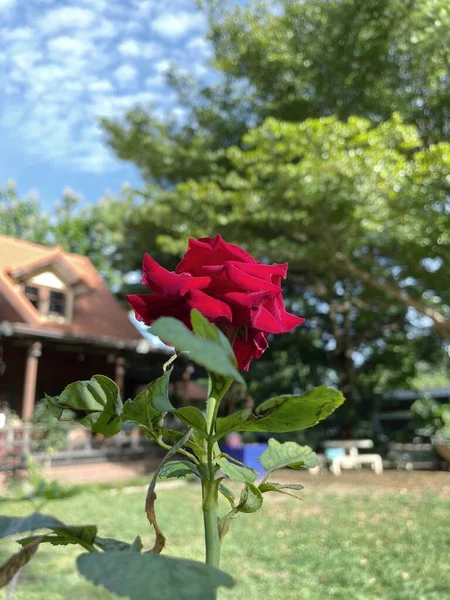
[103,0,450,184]
[98,0,450,412]
[208,0,450,141]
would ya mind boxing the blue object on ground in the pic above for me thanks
[221,446,244,464]
[324,448,346,460]
[220,443,268,477]
[243,443,268,475]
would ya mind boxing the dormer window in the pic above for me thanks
[7,248,85,327]
[24,285,40,309]
[22,282,71,322]
[49,291,66,316]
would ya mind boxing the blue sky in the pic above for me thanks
[0,0,212,207]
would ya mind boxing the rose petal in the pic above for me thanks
[175,234,256,275]
[280,311,306,331]
[252,305,285,334]
[127,294,191,327]
[233,330,268,371]
[222,291,271,326]
[221,263,281,294]
[263,295,306,332]
[186,289,233,323]
[214,261,288,283]
[142,253,210,296]
[223,291,271,308]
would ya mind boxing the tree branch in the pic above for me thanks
[336,253,450,339]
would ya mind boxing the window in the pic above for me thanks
[23,284,68,320]
[24,285,40,309]
[49,291,66,316]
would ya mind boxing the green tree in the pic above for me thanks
[105,116,449,404]
[98,0,450,408]
[0,182,49,244]
[0,182,132,289]
[51,189,136,289]
[103,0,450,184]
[207,0,450,141]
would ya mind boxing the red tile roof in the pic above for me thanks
[0,235,141,344]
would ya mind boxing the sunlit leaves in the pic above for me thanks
[239,386,345,433]
[46,376,123,436]
[218,457,259,483]
[259,439,319,472]
[151,315,245,385]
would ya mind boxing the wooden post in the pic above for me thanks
[115,356,126,396]
[22,342,42,421]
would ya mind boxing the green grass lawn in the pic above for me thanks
[0,473,449,600]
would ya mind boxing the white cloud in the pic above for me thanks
[172,107,187,120]
[77,0,109,10]
[187,36,211,57]
[76,150,114,173]
[144,59,173,88]
[152,10,205,39]
[114,64,138,83]
[47,36,92,56]
[118,39,140,56]
[92,19,118,39]
[90,90,162,122]
[11,50,42,75]
[145,74,164,88]
[0,1,212,174]
[2,26,32,41]
[154,59,172,73]
[0,0,16,11]
[118,38,159,58]
[191,62,208,77]
[39,6,96,34]
[132,0,155,17]
[89,80,114,93]
[117,91,161,106]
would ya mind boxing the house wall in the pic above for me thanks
[35,346,115,401]
[0,338,115,418]
[28,271,65,290]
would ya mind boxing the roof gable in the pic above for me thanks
[8,248,82,287]
[0,234,142,344]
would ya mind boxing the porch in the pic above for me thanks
[0,322,173,421]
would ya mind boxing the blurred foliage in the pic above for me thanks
[0,184,50,244]
[411,395,450,440]
[31,399,72,454]
[2,455,79,504]
[411,361,450,390]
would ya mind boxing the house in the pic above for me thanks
[0,234,159,421]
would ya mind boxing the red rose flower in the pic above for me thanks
[127,235,304,370]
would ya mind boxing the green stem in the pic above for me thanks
[80,541,99,553]
[150,431,200,464]
[202,478,221,568]
[202,377,233,568]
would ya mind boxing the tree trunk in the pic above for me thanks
[329,298,356,405]
[332,346,356,405]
